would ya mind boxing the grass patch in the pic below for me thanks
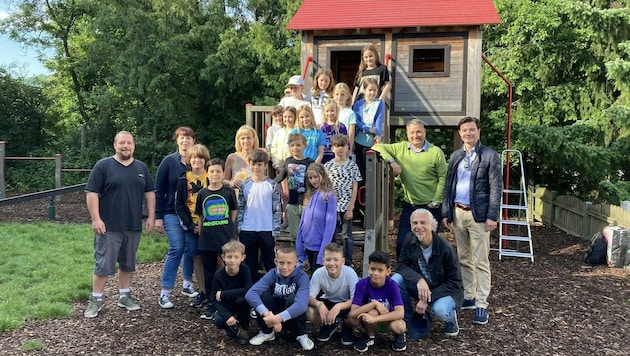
[0,222,168,331]
[20,339,45,352]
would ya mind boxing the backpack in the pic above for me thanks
[584,232,607,266]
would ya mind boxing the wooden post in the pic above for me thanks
[549,190,557,228]
[362,150,378,278]
[0,141,5,199]
[245,103,253,127]
[583,201,592,239]
[55,154,62,202]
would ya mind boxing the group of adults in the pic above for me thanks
[372,116,501,337]
[82,115,502,341]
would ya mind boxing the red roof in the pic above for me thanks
[286,0,500,30]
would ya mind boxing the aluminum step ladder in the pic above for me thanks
[498,149,534,262]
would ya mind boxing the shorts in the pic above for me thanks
[93,230,141,276]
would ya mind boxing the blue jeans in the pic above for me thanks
[342,215,354,266]
[160,214,197,289]
[391,273,456,324]
[396,202,441,258]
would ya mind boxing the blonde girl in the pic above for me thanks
[296,163,337,271]
[333,83,357,151]
[290,105,326,163]
[310,68,336,127]
[351,45,391,103]
[321,99,348,163]
[224,125,260,189]
[352,78,384,187]
[271,106,297,172]
[265,105,284,152]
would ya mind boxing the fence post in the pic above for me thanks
[0,141,5,199]
[245,103,253,127]
[549,190,557,227]
[583,201,592,239]
[55,154,62,202]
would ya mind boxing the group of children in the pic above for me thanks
[165,44,406,351]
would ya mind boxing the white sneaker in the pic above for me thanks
[158,296,174,309]
[297,335,314,351]
[249,331,275,345]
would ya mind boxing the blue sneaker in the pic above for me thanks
[473,307,488,325]
[462,298,476,310]
[444,310,459,337]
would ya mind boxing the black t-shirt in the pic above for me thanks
[85,157,154,231]
[353,64,390,101]
[195,185,237,251]
[274,156,314,205]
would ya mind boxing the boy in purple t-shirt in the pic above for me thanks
[348,251,407,352]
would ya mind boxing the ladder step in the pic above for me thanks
[499,235,531,242]
[503,189,524,194]
[500,220,530,226]
[501,204,527,210]
[499,250,534,258]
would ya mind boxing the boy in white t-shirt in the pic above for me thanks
[307,242,359,345]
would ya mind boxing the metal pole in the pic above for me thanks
[0,141,5,199]
[55,154,62,202]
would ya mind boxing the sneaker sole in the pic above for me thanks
[461,305,476,310]
[158,302,174,309]
[181,291,199,298]
[249,335,275,346]
[200,314,215,320]
[392,344,407,352]
[117,302,140,311]
[341,339,354,346]
[444,331,460,337]
[473,319,488,325]
[83,306,103,318]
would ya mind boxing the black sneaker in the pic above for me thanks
[444,310,460,337]
[353,335,374,353]
[200,308,216,320]
[392,333,407,352]
[341,325,354,346]
[316,323,337,342]
[236,327,249,345]
[190,292,207,308]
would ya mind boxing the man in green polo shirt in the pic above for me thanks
[372,119,447,258]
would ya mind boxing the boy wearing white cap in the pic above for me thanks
[279,75,311,110]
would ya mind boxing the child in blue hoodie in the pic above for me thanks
[245,246,314,351]
[296,163,337,272]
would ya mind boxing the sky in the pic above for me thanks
[0,1,50,77]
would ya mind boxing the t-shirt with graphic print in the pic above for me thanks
[195,185,237,251]
[324,158,362,212]
[274,157,314,205]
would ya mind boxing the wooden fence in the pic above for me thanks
[530,186,630,239]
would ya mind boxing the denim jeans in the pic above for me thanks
[396,202,441,258]
[160,214,197,289]
[391,273,456,324]
[342,215,354,266]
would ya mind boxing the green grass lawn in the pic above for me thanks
[0,222,168,332]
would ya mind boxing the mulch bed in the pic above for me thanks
[1,192,629,355]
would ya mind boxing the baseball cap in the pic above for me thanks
[286,75,304,87]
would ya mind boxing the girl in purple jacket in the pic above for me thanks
[296,163,337,272]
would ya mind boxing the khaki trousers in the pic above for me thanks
[454,207,491,308]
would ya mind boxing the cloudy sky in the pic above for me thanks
[0,1,50,76]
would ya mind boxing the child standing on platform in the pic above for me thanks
[310,68,335,127]
[274,133,314,243]
[245,246,314,351]
[348,251,407,353]
[333,83,357,153]
[280,75,310,109]
[290,105,326,163]
[353,78,384,186]
[324,134,362,265]
[296,163,337,272]
[265,105,284,152]
[210,240,252,345]
[237,149,281,283]
[195,158,238,319]
[321,99,348,164]
[352,44,391,103]
[270,106,297,174]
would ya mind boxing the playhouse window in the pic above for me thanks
[409,45,450,77]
